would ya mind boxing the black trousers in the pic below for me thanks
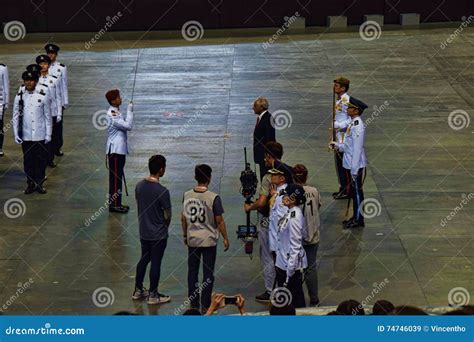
[135,239,168,293]
[0,116,4,149]
[275,266,306,308]
[47,116,60,163]
[349,167,365,223]
[107,153,125,207]
[335,151,350,194]
[21,140,47,186]
[187,246,217,309]
[55,111,63,152]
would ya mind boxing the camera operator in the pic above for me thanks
[244,141,294,302]
[275,184,307,308]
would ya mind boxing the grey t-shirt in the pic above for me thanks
[135,179,172,241]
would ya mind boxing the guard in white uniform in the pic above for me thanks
[45,43,68,157]
[105,89,134,213]
[36,55,62,168]
[20,65,55,123]
[275,183,308,308]
[332,77,352,200]
[13,71,52,194]
[331,96,368,229]
[0,63,9,156]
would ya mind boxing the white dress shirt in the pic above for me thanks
[106,104,134,155]
[336,116,367,175]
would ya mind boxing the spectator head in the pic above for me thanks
[253,97,269,114]
[148,155,166,177]
[183,308,202,316]
[263,141,283,167]
[269,304,296,316]
[293,164,308,185]
[195,164,212,185]
[390,306,428,315]
[337,299,365,315]
[327,310,343,315]
[114,311,137,315]
[372,300,395,315]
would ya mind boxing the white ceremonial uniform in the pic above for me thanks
[336,116,367,176]
[268,183,288,252]
[275,206,308,281]
[334,92,351,144]
[0,64,9,119]
[38,74,62,120]
[301,185,322,245]
[105,103,134,155]
[13,90,52,142]
[18,83,51,115]
[49,61,68,108]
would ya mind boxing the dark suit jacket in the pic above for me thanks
[253,111,276,164]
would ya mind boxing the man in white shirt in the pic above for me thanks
[13,71,52,194]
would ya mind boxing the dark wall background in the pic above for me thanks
[1,0,472,33]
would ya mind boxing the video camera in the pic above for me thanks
[237,147,259,258]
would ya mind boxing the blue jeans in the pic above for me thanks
[303,243,319,302]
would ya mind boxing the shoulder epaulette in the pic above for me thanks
[38,91,46,96]
[0,63,5,67]
[60,63,65,67]
[52,75,58,79]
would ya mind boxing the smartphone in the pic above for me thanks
[224,296,238,305]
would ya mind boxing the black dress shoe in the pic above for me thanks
[47,161,57,168]
[342,217,354,225]
[24,185,36,194]
[55,150,64,157]
[36,186,47,194]
[332,190,342,197]
[122,204,130,210]
[333,192,350,200]
[109,206,129,213]
[345,221,365,229]
[255,291,271,302]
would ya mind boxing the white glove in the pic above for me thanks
[45,136,51,144]
[15,136,23,144]
[127,101,133,112]
[57,116,62,123]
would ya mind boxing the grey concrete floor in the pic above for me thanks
[0,27,473,315]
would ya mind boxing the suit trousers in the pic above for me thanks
[108,153,126,207]
[22,140,47,186]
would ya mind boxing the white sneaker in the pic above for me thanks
[132,287,149,300]
[0,149,4,157]
[147,292,171,305]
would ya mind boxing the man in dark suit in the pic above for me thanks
[253,97,275,180]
